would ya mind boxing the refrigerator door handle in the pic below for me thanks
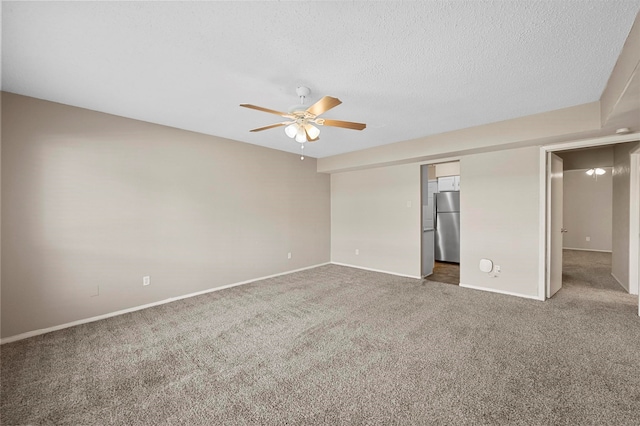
[433,195,437,227]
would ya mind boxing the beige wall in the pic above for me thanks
[330,163,421,278]
[557,146,613,171]
[427,164,436,181]
[0,91,2,336]
[1,93,330,339]
[435,161,460,177]
[611,142,640,290]
[318,102,601,173]
[459,146,541,298]
[329,146,542,297]
[562,168,612,251]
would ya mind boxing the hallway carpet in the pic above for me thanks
[563,249,627,293]
[2,258,639,424]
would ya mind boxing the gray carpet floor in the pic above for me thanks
[2,251,639,425]
[562,249,627,293]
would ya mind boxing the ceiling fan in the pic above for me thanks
[240,86,366,158]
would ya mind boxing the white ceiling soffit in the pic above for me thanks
[3,1,640,158]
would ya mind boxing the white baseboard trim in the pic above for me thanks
[563,247,612,253]
[459,283,545,301]
[610,272,629,293]
[0,262,331,345]
[330,262,422,280]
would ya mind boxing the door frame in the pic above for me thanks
[545,153,564,298]
[419,157,461,280]
[538,132,640,302]
[630,146,640,314]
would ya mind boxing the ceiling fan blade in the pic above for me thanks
[250,122,291,132]
[318,119,366,131]
[240,104,294,119]
[306,96,342,117]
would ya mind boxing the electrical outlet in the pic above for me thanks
[143,276,150,286]
[355,249,359,255]
[490,266,501,278]
[586,236,591,241]
[288,252,292,259]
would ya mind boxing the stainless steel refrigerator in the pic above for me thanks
[434,191,460,263]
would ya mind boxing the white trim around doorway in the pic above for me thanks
[629,147,640,302]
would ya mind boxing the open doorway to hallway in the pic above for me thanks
[546,140,640,301]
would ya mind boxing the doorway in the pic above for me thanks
[541,135,640,313]
[421,161,461,285]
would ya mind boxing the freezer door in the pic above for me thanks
[435,191,460,213]
[435,212,460,263]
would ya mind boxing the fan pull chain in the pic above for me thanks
[300,143,304,160]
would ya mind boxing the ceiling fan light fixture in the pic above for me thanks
[305,124,320,140]
[586,168,606,176]
[285,123,298,138]
[295,126,306,143]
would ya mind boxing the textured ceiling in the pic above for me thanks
[2,1,640,158]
